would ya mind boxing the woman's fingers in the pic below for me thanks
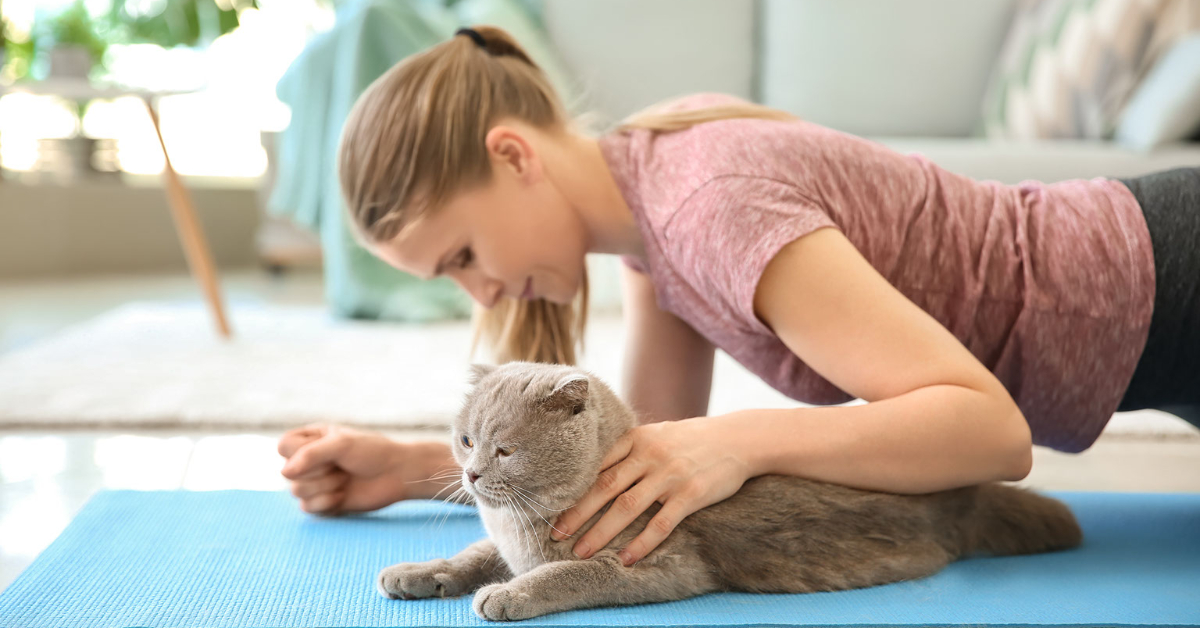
[597,433,634,472]
[290,469,350,499]
[301,490,346,515]
[277,424,327,458]
[615,491,697,566]
[292,461,336,480]
[551,435,636,540]
[281,434,351,480]
[551,456,641,542]
[569,477,666,559]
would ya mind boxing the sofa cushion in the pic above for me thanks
[876,137,1200,184]
[759,0,1017,137]
[980,0,1187,140]
[1115,33,1200,151]
[541,0,755,125]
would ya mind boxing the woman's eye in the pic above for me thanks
[461,435,473,448]
[457,247,474,269]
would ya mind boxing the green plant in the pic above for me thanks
[1,21,35,83]
[104,0,258,49]
[45,0,108,68]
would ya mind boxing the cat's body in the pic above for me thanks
[378,362,1082,621]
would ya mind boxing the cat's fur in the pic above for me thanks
[378,362,1082,621]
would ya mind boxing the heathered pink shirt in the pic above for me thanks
[598,93,1155,453]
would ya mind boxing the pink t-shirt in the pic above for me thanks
[597,93,1155,453]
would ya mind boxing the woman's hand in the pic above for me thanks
[549,415,754,566]
[278,423,458,515]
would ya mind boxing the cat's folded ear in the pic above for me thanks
[467,363,498,386]
[541,373,589,416]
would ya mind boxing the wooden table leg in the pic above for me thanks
[142,95,233,339]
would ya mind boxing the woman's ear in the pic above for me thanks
[485,125,540,182]
[540,373,589,415]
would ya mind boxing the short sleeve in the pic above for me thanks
[660,175,840,335]
[620,255,648,274]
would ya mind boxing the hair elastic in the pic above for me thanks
[456,27,487,49]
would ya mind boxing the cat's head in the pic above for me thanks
[452,361,633,511]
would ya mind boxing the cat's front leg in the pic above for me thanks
[472,550,713,621]
[378,538,512,600]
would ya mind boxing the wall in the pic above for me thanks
[0,176,261,278]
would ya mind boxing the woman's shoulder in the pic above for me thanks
[651,91,753,112]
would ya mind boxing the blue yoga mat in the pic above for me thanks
[0,489,1197,627]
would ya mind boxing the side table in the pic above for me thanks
[0,78,232,338]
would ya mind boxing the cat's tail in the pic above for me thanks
[951,483,1083,557]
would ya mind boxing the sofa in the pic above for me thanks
[538,0,1200,311]
[269,0,1198,316]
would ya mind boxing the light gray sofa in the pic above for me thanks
[543,0,1200,182]
[541,0,1199,312]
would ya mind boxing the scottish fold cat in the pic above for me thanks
[378,361,1081,621]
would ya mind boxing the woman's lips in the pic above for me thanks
[522,277,533,300]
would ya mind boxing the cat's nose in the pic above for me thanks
[467,471,481,484]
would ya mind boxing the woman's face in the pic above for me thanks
[367,124,589,308]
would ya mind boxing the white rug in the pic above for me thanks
[0,302,491,429]
[0,301,1194,438]
[0,301,796,430]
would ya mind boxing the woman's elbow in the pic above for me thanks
[1001,406,1034,481]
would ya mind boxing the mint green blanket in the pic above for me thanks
[267,0,576,322]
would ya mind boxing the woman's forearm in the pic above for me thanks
[409,440,463,500]
[715,384,1033,494]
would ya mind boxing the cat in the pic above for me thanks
[377,361,1082,621]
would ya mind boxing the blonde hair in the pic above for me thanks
[337,25,797,367]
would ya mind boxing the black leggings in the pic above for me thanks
[1114,166,1200,428]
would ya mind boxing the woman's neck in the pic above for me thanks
[544,131,644,260]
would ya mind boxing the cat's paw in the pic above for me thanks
[377,560,463,600]
[472,582,537,621]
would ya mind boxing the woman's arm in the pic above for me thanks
[551,227,1033,567]
[748,226,1033,487]
[716,386,1032,495]
[619,262,716,425]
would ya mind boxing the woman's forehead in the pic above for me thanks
[372,216,455,279]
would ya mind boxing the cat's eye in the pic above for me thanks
[497,446,515,457]
[461,435,474,448]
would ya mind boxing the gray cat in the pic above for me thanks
[377,361,1082,621]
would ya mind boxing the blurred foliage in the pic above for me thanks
[0,0,259,83]
[1,0,257,126]
[2,16,36,83]
[44,1,109,67]
[103,0,258,49]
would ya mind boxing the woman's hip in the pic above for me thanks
[1114,166,1200,413]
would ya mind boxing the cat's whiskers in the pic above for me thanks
[500,493,533,557]
[480,542,498,572]
[424,487,456,535]
[428,479,464,502]
[405,470,464,484]
[428,481,470,534]
[426,485,470,535]
[509,483,569,512]
[442,485,475,525]
[508,485,573,539]
[504,491,548,564]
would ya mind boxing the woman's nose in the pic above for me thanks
[460,273,501,309]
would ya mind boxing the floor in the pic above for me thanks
[1,269,1198,594]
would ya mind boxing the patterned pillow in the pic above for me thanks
[1115,33,1200,149]
[979,0,1193,140]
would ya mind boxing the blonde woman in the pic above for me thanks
[279,26,1199,569]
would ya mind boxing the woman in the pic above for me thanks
[278,26,1199,569]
